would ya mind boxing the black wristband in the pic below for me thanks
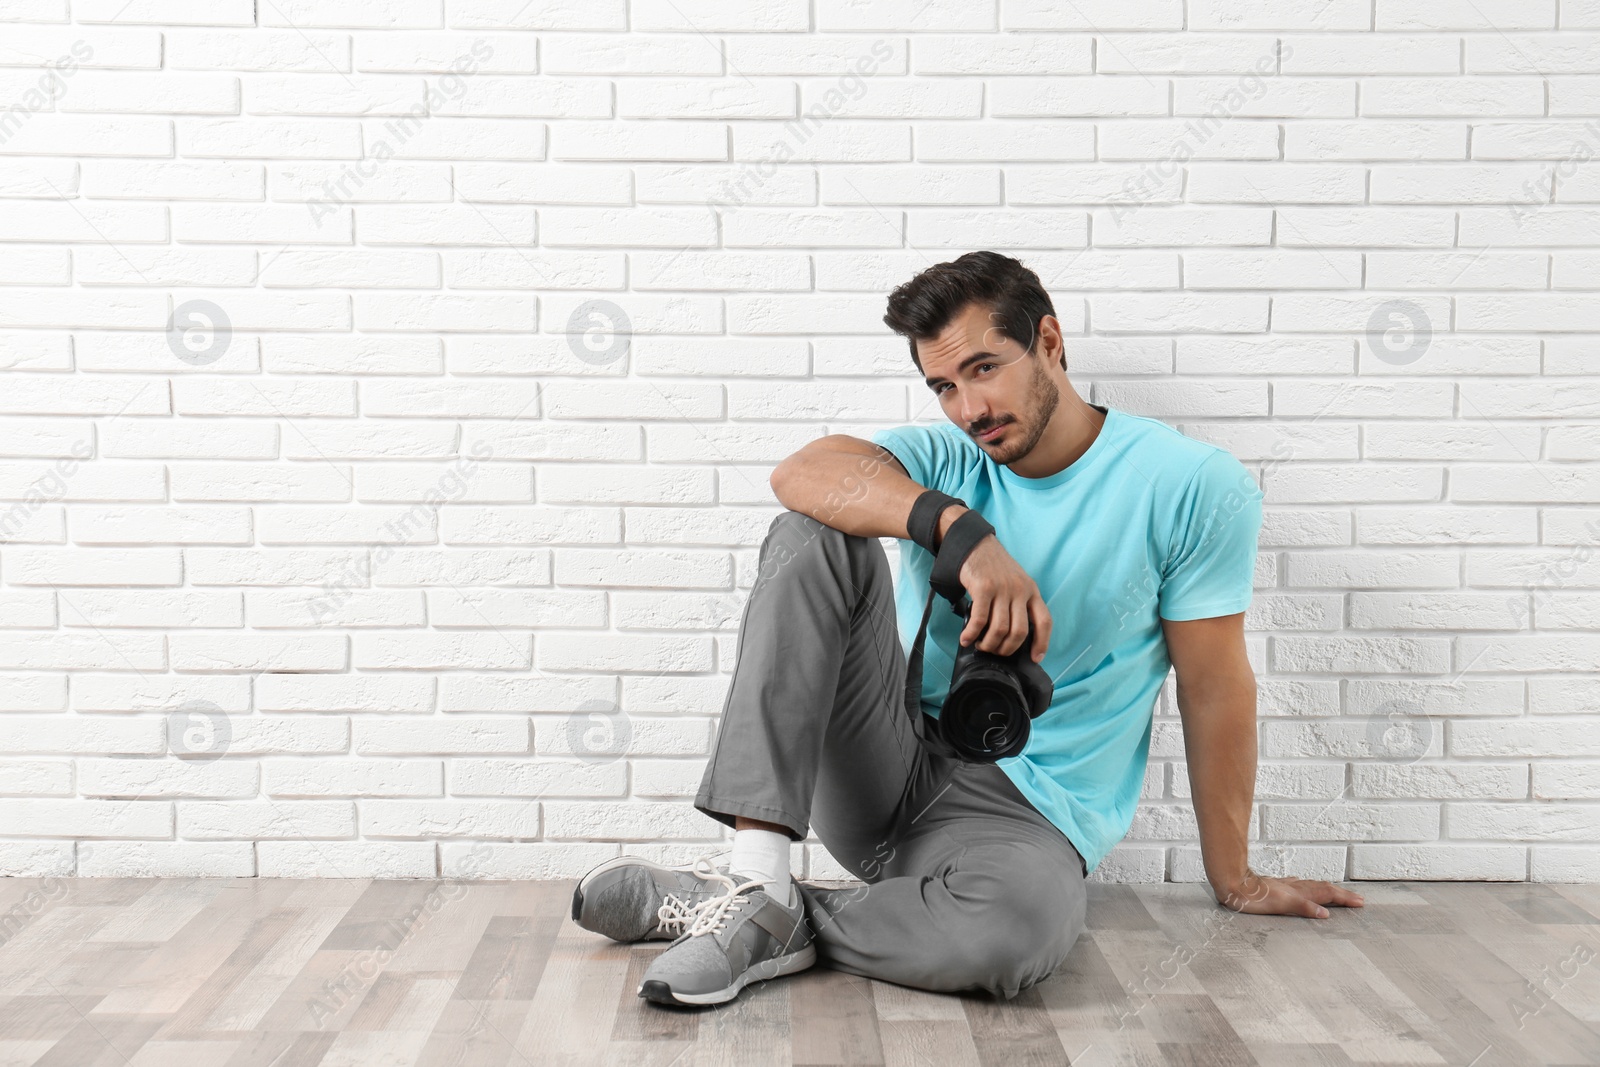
[906,489,965,555]
[929,508,995,605]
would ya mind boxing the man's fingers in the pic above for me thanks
[1030,597,1051,663]
[981,601,1013,654]
[961,594,990,647]
[1328,884,1366,907]
[975,595,1014,654]
[1000,598,1028,656]
[1295,890,1330,918]
[1310,882,1365,908]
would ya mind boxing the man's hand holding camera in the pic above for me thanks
[936,505,1051,664]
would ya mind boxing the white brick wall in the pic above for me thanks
[1,2,1597,885]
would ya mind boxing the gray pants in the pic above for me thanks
[694,510,1088,1001]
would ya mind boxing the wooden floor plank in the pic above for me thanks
[1394,931,1600,1065]
[963,986,1073,1067]
[1036,933,1139,1035]
[1258,928,1449,1065]
[0,905,120,998]
[1548,883,1600,922]
[157,907,305,1040]
[0,994,104,1043]
[1353,933,1547,1067]
[789,968,883,1066]
[31,1012,169,1067]
[385,885,502,976]
[199,904,354,1033]
[413,999,526,1067]
[455,915,561,1001]
[1185,945,1339,1047]
[0,1039,57,1066]
[87,879,222,944]
[1238,1042,1355,1067]
[880,1018,982,1067]
[125,1039,240,1067]
[89,882,300,1017]
[512,919,632,1066]
[610,945,695,1043]
[218,1030,339,1067]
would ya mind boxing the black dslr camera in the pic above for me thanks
[932,594,1054,762]
[900,491,1056,764]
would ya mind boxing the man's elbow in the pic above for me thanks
[769,461,793,504]
[770,446,811,502]
[770,437,843,502]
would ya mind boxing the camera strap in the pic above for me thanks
[903,507,996,760]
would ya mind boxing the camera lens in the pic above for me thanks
[943,672,1028,761]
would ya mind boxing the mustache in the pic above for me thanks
[970,417,1011,435]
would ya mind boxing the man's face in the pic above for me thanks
[917,302,1061,465]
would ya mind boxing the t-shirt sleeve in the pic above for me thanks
[868,423,969,494]
[1157,449,1263,622]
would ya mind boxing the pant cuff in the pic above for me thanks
[694,793,807,842]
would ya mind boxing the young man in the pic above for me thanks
[571,251,1365,1009]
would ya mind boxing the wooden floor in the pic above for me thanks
[0,877,1595,1066]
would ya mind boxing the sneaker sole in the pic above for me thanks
[638,943,818,1007]
[570,856,711,942]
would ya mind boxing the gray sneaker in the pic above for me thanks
[571,853,734,943]
[637,869,816,1007]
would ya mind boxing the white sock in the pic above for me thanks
[727,828,794,907]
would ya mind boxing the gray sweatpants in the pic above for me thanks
[694,509,1089,1001]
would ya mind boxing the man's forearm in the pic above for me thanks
[770,437,969,546]
[1175,670,1258,898]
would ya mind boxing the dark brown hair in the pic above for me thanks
[882,251,1062,373]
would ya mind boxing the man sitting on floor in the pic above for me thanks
[570,250,1365,1009]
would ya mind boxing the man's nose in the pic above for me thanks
[961,393,991,427]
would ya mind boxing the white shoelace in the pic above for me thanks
[656,854,777,938]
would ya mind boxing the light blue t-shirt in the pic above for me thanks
[870,405,1262,876]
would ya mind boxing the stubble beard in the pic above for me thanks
[984,356,1060,465]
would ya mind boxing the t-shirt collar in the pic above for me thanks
[993,404,1119,491]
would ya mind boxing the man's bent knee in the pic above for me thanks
[766,508,848,546]
[757,509,879,581]
[930,867,1087,998]
[935,917,1080,999]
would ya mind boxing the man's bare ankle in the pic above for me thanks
[734,816,790,835]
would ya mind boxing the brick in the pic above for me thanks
[178,800,354,839]
[536,634,715,673]
[543,800,717,841]
[1272,636,1452,673]
[1286,122,1467,161]
[79,758,258,798]
[1468,35,1600,73]
[258,840,433,877]
[1533,762,1600,799]
[1377,0,1554,31]
[75,0,254,25]
[262,0,442,29]
[447,758,623,797]
[1002,0,1181,30]
[1351,844,1526,880]
[1448,802,1599,841]
[0,798,170,837]
[169,30,353,72]
[1285,551,1459,589]
[354,716,528,755]
[82,841,254,877]
[1363,78,1544,118]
